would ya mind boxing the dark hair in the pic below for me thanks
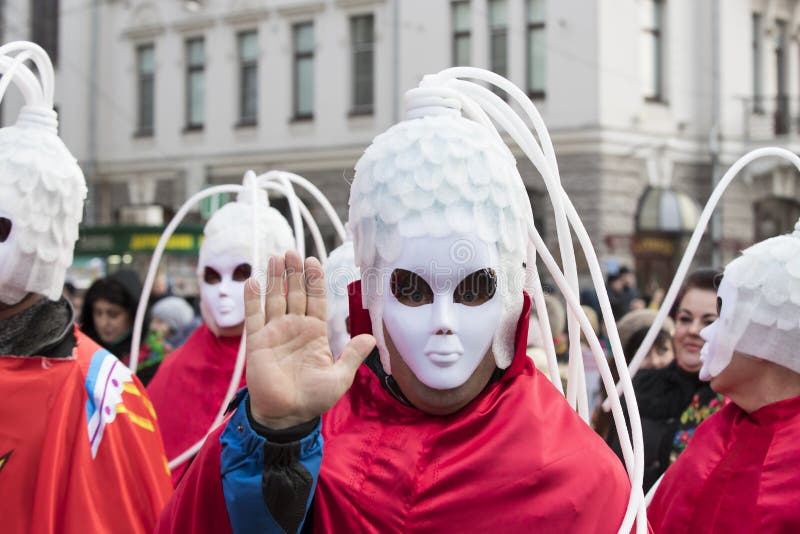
[624,327,671,362]
[80,270,144,356]
[669,268,721,319]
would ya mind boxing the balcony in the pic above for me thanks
[741,95,800,142]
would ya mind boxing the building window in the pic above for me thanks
[752,13,763,113]
[451,1,471,66]
[641,0,665,102]
[488,0,508,82]
[32,0,59,65]
[526,0,546,99]
[238,30,259,126]
[185,37,205,130]
[293,22,314,120]
[350,14,374,115]
[774,20,789,135]
[136,44,155,136]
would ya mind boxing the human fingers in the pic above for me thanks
[265,255,287,322]
[285,250,306,316]
[304,256,326,322]
[244,276,265,335]
[334,334,375,382]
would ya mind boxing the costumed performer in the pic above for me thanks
[156,68,643,533]
[146,183,295,485]
[0,41,172,534]
[648,221,800,532]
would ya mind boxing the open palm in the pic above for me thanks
[244,251,375,430]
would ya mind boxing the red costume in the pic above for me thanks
[147,323,244,485]
[0,328,172,534]
[648,395,800,533]
[157,288,633,532]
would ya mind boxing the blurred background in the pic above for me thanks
[3,0,799,298]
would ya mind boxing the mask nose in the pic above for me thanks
[431,296,456,335]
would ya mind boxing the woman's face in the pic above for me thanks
[673,288,717,373]
[92,298,132,344]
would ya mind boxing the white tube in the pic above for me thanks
[129,184,245,372]
[261,181,328,261]
[603,147,800,409]
[418,68,646,533]
[0,41,54,106]
[265,171,349,243]
[254,171,305,257]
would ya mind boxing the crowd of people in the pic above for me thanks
[2,40,800,533]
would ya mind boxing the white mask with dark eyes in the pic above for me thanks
[380,235,503,390]
[0,208,16,288]
[199,254,252,329]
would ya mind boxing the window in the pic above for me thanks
[526,0,546,98]
[32,0,59,65]
[136,44,155,136]
[185,38,205,130]
[488,0,508,81]
[293,22,314,120]
[350,14,374,114]
[774,20,789,134]
[641,0,664,102]
[451,1,471,66]
[752,13,763,113]
[238,31,259,126]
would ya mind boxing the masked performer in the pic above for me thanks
[322,240,358,357]
[156,71,641,533]
[648,222,800,532]
[146,187,295,485]
[0,41,172,534]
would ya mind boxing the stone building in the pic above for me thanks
[5,0,800,292]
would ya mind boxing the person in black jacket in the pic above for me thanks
[607,268,721,491]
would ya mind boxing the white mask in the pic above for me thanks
[200,254,251,329]
[380,235,503,390]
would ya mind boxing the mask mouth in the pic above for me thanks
[425,351,463,366]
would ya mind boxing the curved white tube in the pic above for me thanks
[129,184,246,372]
[447,78,589,418]
[261,181,328,261]
[645,474,663,508]
[0,41,54,106]
[262,171,348,243]
[603,147,800,410]
[257,171,305,258]
[416,67,646,534]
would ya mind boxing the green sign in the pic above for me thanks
[75,225,204,256]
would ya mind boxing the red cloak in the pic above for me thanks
[147,323,244,484]
[0,328,172,534]
[648,395,800,533]
[158,286,634,532]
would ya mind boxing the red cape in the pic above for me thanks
[158,285,632,532]
[648,395,800,533]
[147,323,244,485]
[0,328,172,534]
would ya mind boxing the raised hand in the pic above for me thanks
[244,251,375,429]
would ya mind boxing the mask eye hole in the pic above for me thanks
[232,263,252,282]
[390,269,433,307]
[454,268,497,306]
[0,217,12,243]
[716,297,722,316]
[203,266,221,284]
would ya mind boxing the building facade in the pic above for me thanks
[5,0,800,290]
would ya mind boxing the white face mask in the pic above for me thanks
[699,279,744,381]
[199,254,252,329]
[380,235,503,390]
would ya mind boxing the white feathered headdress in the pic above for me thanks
[0,42,86,305]
[701,219,800,379]
[348,93,529,373]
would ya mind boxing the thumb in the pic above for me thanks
[334,334,376,382]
